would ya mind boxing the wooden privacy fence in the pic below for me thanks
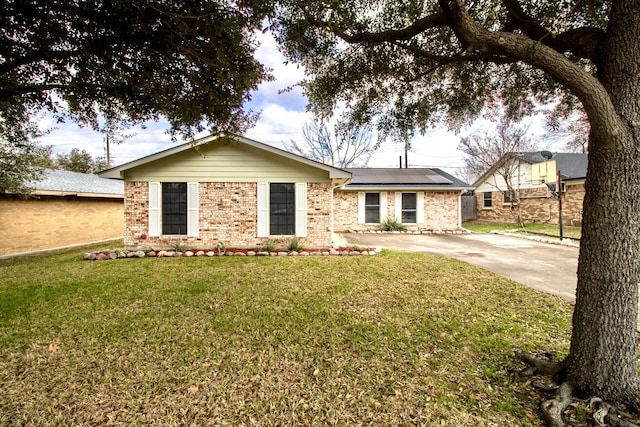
[461,194,477,221]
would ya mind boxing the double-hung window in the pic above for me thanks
[401,193,417,223]
[364,193,380,223]
[502,190,519,205]
[257,182,307,237]
[148,182,198,237]
[162,183,187,235]
[483,192,493,209]
[269,183,295,235]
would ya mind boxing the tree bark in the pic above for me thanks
[565,0,640,409]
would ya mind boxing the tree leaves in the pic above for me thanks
[0,1,274,144]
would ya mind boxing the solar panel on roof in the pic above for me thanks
[346,168,453,185]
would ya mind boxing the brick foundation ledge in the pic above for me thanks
[83,247,381,260]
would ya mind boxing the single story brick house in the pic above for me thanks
[335,168,472,232]
[99,134,471,249]
[473,151,587,226]
[0,169,124,257]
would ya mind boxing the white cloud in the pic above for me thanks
[245,104,311,149]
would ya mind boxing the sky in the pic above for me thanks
[34,32,567,179]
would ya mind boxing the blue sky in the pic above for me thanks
[35,32,564,177]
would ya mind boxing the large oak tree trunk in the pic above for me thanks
[565,1,640,409]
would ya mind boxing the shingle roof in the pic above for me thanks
[29,169,123,197]
[511,151,588,180]
[552,153,588,180]
[343,168,472,190]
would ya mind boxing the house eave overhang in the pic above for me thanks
[339,184,472,192]
[31,190,124,199]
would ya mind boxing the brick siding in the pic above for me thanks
[0,195,123,256]
[333,190,461,232]
[476,183,585,226]
[124,181,334,250]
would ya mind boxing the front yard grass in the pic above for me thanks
[463,220,582,241]
[0,244,572,426]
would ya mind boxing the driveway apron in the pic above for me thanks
[340,232,579,303]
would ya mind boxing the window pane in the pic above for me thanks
[483,192,492,208]
[402,211,417,223]
[365,193,379,205]
[270,183,295,235]
[402,193,417,209]
[364,193,380,223]
[162,182,187,235]
[402,193,417,223]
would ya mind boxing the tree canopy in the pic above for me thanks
[0,138,47,197]
[275,0,605,136]
[274,0,640,421]
[54,148,107,174]
[0,0,274,144]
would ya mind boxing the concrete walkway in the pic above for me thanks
[340,232,579,303]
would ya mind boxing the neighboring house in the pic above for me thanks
[99,134,472,250]
[473,152,588,226]
[0,169,124,257]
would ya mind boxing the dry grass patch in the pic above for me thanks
[0,246,572,425]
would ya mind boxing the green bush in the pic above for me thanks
[260,239,277,252]
[170,240,189,252]
[287,236,302,252]
[379,217,407,232]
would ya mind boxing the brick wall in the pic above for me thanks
[333,191,358,232]
[124,181,334,250]
[333,190,461,232]
[475,183,585,226]
[0,195,123,256]
[423,191,460,230]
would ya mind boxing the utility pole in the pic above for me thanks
[404,138,408,168]
[105,133,111,168]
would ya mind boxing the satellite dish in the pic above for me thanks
[541,150,554,160]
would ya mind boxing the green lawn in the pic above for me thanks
[0,244,573,426]
[463,221,582,241]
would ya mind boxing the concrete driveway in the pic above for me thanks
[340,232,579,303]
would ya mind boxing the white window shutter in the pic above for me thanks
[187,182,199,237]
[379,192,387,222]
[257,183,269,237]
[148,182,161,237]
[295,182,307,237]
[395,192,402,221]
[357,192,365,224]
[417,192,425,224]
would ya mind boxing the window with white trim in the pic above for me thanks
[502,190,519,205]
[365,193,380,223]
[257,182,307,237]
[483,192,492,209]
[148,182,198,237]
[270,183,295,235]
[401,193,417,223]
[162,183,187,235]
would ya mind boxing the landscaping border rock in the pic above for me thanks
[83,246,381,260]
